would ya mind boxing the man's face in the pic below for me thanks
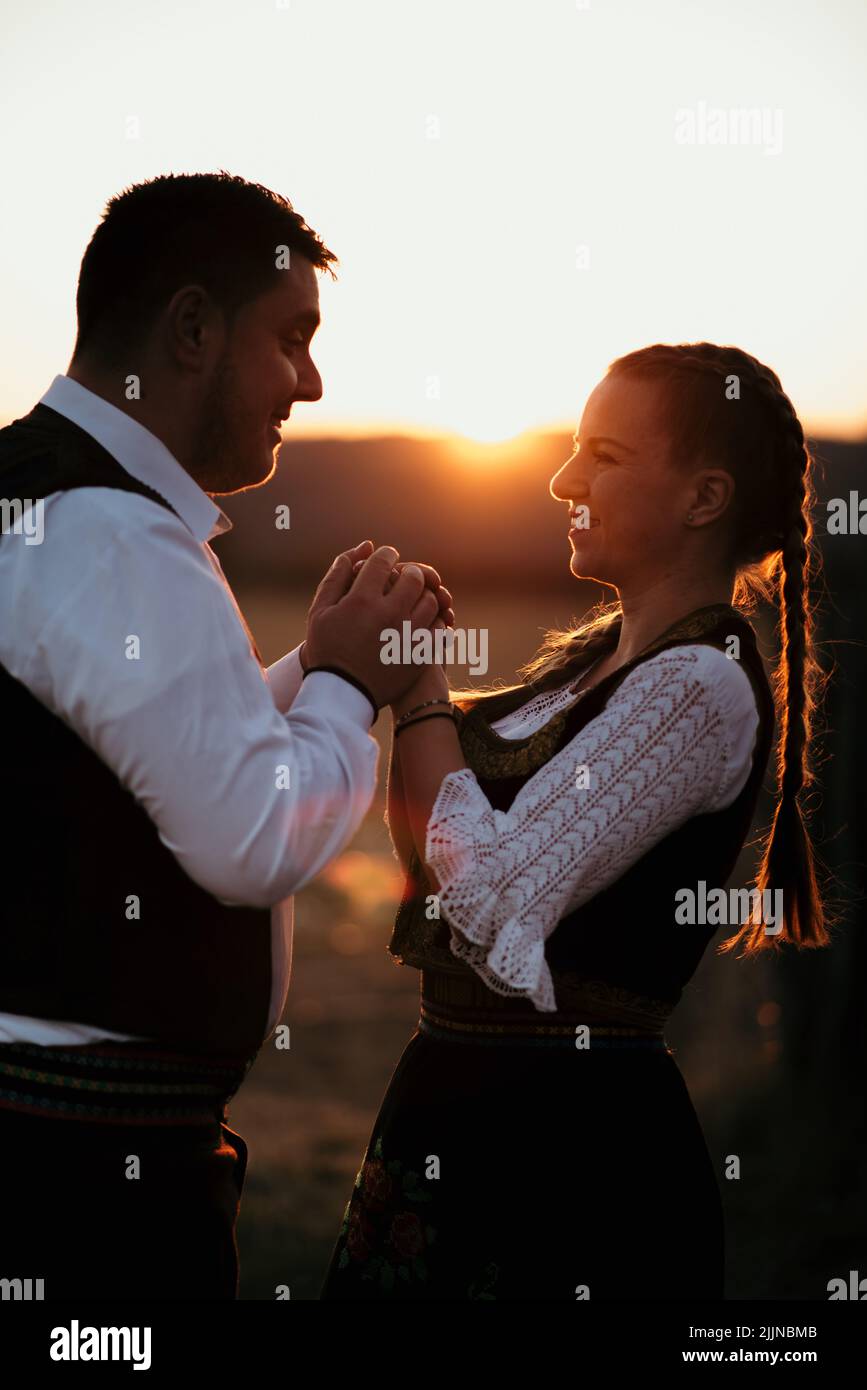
[189,255,323,493]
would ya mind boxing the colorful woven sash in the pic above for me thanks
[418,969,672,1050]
[0,1039,259,1126]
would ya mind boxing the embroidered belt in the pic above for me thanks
[419,970,672,1050]
[0,1039,260,1126]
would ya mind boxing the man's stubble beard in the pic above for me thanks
[186,352,272,496]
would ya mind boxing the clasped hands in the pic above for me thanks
[300,539,453,716]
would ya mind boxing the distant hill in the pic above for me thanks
[214,431,573,589]
[213,432,867,590]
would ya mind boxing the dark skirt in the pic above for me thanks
[320,1027,724,1301]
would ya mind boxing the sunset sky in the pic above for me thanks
[1,0,865,443]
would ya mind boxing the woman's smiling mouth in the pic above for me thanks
[569,509,600,531]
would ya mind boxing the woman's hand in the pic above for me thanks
[354,556,454,627]
[384,612,465,881]
[390,618,451,719]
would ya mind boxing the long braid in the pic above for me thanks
[729,385,830,951]
[608,341,832,953]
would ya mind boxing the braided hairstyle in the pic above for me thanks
[605,343,831,954]
[455,342,833,954]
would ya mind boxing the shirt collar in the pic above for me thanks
[37,374,233,542]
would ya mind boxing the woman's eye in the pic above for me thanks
[282,336,304,351]
[594,453,616,465]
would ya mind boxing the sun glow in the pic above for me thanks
[0,0,865,443]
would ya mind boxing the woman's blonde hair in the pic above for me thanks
[449,342,835,956]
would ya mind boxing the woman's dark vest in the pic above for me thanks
[0,403,272,1058]
[389,603,776,1026]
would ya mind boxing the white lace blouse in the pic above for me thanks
[422,644,761,1012]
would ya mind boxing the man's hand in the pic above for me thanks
[299,540,374,672]
[357,556,454,628]
[301,542,451,709]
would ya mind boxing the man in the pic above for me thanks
[0,172,451,1299]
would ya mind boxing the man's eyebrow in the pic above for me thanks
[572,433,637,454]
[284,309,321,332]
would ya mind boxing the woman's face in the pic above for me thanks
[550,373,693,590]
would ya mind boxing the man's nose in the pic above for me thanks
[296,356,323,403]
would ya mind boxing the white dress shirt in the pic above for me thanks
[0,375,380,1045]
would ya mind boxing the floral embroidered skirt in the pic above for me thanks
[319,1027,724,1300]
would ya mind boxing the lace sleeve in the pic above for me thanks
[424,645,760,1011]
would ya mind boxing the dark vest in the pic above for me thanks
[389,603,776,1018]
[0,403,272,1057]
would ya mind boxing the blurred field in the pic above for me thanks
[225,583,864,1301]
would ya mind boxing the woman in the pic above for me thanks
[320,342,831,1301]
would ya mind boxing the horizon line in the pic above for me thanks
[1,413,865,450]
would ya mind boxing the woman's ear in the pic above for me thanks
[690,469,736,525]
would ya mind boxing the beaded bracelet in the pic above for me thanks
[393,710,458,739]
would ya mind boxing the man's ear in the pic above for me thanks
[167,284,222,368]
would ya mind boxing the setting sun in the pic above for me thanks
[1,0,865,442]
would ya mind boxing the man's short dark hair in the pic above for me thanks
[72,171,338,363]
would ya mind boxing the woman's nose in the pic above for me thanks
[549,454,589,502]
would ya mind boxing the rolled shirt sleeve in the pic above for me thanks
[266,643,306,714]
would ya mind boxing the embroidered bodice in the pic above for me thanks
[387,604,776,1017]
